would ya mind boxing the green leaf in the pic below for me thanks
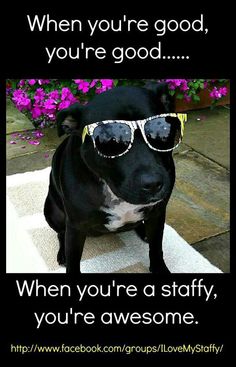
[169,90,175,96]
[193,95,201,102]
[11,80,18,90]
[176,93,184,100]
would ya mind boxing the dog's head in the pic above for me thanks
[57,82,177,205]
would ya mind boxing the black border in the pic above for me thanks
[2,3,234,364]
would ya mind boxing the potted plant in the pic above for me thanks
[6,79,230,129]
[163,79,230,112]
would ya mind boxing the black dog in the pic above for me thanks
[44,82,181,274]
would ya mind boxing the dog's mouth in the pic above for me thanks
[136,194,166,206]
[104,179,169,206]
[122,191,166,206]
[148,197,164,204]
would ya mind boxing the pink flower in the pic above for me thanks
[29,140,40,146]
[219,87,227,96]
[166,79,189,92]
[96,79,114,94]
[18,80,25,87]
[58,100,71,110]
[90,79,98,88]
[180,80,189,91]
[32,130,44,138]
[47,113,56,120]
[12,89,31,111]
[31,107,42,119]
[48,90,59,100]
[74,79,90,93]
[8,79,228,128]
[38,79,50,85]
[101,79,114,88]
[61,87,76,101]
[209,87,227,100]
[28,79,37,86]
[166,79,182,90]
[34,88,46,102]
[95,88,103,94]
[20,97,31,109]
[44,98,56,110]
[184,94,191,103]
[12,89,24,99]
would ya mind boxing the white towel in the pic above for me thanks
[6,168,222,273]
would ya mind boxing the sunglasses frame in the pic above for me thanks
[82,113,187,159]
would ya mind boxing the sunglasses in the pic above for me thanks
[81,113,187,158]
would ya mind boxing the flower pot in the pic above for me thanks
[176,82,230,112]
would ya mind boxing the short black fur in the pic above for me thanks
[44,82,176,274]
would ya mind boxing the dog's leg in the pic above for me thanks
[57,232,66,265]
[44,192,67,266]
[65,222,86,274]
[145,207,170,274]
[135,222,148,243]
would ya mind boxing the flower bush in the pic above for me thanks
[6,79,229,128]
[163,79,229,104]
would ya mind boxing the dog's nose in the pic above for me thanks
[140,174,163,193]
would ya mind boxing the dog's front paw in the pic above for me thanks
[149,263,171,274]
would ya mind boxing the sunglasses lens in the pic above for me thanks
[144,116,182,151]
[93,123,131,157]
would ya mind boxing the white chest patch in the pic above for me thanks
[101,182,155,231]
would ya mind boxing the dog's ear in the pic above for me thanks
[144,81,175,112]
[57,103,84,137]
